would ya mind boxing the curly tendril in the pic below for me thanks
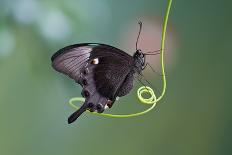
[68,0,172,118]
[137,86,156,105]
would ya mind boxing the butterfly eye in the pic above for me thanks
[140,53,144,58]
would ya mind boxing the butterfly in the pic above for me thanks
[51,22,159,124]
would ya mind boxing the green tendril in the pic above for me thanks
[68,0,172,118]
[137,86,157,105]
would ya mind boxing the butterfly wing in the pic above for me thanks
[51,43,135,123]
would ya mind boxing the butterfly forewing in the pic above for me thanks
[52,46,92,83]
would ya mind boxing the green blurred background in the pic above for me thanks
[0,0,231,155]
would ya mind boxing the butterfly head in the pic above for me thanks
[133,49,146,73]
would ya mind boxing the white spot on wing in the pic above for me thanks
[92,58,99,64]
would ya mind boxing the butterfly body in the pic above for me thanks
[51,43,145,123]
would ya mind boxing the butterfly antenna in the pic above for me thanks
[136,21,143,51]
[144,49,163,55]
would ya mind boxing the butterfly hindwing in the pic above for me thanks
[68,62,111,123]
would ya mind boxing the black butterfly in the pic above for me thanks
[51,22,159,124]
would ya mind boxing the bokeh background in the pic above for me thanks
[0,0,231,155]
